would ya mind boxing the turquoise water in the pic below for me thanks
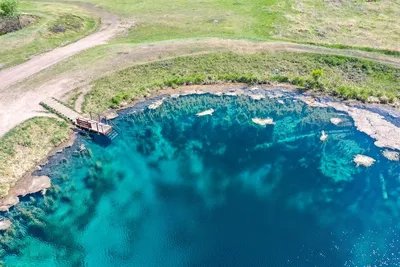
[1,91,400,266]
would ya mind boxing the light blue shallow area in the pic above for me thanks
[2,92,400,267]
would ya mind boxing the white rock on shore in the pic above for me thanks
[297,96,328,108]
[252,117,275,126]
[382,150,400,161]
[224,91,239,96]
[171,94,180,99]
[250,94,265,100]
[196,108,214,117]
[326,102,400,151]
[0,175,51,212]
[354,154,376,167]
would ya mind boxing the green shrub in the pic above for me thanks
[270,75,289,83]
[291,77,306,86]
[0,0,19,17]
[111,92,130,107]
[311,69,324,82]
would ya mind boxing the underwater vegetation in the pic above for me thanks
[0,92,399,266]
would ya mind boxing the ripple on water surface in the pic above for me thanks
[2,92,400,267]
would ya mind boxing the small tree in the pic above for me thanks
[311,69,324,83]
[0,0,19,18]
[305,69,324,90]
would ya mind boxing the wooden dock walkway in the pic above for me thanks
[41,98,117,138]
[41,98,80,122]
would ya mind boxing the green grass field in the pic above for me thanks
[64,0,400,51]
[83,52,400,113]
[0,1,98,68]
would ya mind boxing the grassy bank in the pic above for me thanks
[64,0,400,52]
[0,1,98,68]
[0,117,69,197]
[83,52,400,113]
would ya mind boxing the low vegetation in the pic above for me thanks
[83,52,400,113]
[0,117,69,197]
[0,0,18,17]
[0,1,98,68]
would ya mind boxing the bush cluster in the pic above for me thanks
[0,0,19,18]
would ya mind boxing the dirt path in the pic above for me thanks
[0,2,129,91]
[1,37,400,137]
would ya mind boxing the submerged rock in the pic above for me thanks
[196,108,214,117]
[79,144,86,152]
[330,118,342,125]
[252,117,275,126]
[354,154,376,167]
[380,174,388,200]
[320,130,328,142]
[148,100,164,110]
[382,150,400,161]
[0,219,11,231]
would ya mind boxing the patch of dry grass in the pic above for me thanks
[0,117,70,197]
[275,0,400,51]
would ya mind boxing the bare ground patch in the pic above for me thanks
[0,15,36,35]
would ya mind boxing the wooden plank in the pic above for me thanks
[76,119,92,129]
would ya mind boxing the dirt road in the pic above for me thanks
[0,2,126,91]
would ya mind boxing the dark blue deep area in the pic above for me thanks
[2,93,400,267]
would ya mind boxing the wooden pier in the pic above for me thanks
[41,98,118,139]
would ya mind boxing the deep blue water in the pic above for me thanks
[1,92,400,267]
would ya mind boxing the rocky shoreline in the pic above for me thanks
[0,131,77,224]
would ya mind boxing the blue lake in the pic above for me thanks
[2,91,400,266]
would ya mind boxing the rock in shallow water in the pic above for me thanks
[196,108,214,117]
[382,150,400,161]
[320,130,328,142]
[330,118,342,125]
[148,100,164,110]
[252,117,275,126]
[354,154,376,167]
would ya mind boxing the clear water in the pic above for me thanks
[2,92,400,267]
